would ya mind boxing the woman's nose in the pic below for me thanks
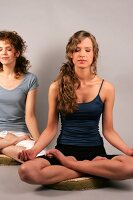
[79,50,85,57]
[2,49,7,54]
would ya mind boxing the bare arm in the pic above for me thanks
[25,88,40,141]
[19,82,59,160]
[102,82,132,155]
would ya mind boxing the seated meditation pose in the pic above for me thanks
[18,30,133,184]
[0,30,45,161]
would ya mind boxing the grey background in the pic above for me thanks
[0,165,133,200]
[0,1,133,200]
[0,0,133,153]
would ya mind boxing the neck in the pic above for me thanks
[2,60,16,71]
[75,68,95,82]
[0,68,15,78]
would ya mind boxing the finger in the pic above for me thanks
[23,151,29,161]
[18,152,21,160]
[18,153,24,161]
[46,149,55,155]
[19,151,25,161]
[46,154,53,158]
[19,150,27,161]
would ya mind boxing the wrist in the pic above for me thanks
[31,146,40,156]
[122,147,130,155]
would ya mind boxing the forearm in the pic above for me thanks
[26,115,40,141]
[104,130,129,154]
[32,127,58,155]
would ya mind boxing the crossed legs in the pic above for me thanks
[46,149,133,180]
[18,148,133,186]
[0,132,38,163]
[18,158,83,185]
[0,133,30,163]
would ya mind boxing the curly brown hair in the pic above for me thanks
[0,31,30,78]
[56,30,99,114]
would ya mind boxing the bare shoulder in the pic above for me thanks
[48,81,59,100]
[103,80,115,94]
[49,81,58,92]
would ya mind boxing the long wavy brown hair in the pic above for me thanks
[0,31,30,78]
[56,30,99,114]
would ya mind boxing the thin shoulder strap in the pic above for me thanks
[98,79,104,95]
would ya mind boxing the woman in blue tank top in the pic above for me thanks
[18,30,133,184]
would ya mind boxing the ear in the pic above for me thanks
[69,52,73,58]
[16,51,20,58]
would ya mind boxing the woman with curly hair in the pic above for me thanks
[0,31,44,161]
[18,30,133,184]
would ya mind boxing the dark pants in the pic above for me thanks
[40,143,117,165]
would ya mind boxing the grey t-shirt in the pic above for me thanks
[0,72,39,133]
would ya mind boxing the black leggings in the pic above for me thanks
[40,144,117,165]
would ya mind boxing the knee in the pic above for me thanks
[119,162,133,179]
[124,164,133,178]
[18,159,51,184]
[18,163,31,182]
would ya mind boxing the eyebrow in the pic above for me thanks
[76,46,93,49]
[0,45,12,48]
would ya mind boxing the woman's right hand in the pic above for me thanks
[18,148,37,162]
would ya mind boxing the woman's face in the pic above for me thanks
[71,37,94,70]
[0,40,19,67]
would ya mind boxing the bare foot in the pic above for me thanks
[5,133,30,145]
[5,133,19,145]
[66,156,77,161]
[92,156,108,161]
[16,135,30,143]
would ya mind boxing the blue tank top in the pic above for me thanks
[57,80,104,147]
